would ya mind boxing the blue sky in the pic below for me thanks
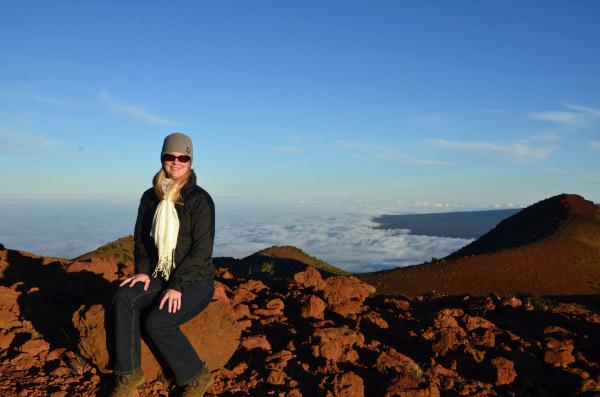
[2,1,599,206]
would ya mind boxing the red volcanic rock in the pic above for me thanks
[361,311,389,329]
[233,304,256,321]
[490,356,516,385]
[375,348,422,379]
[470,329,496,348]
[438,308,464,317]
[45,348,67,362]
[4,238,600,397]
[213,281,230,303]
[544,337,575,367]
[73,289,240,381]
[0,248,8,271]
[237,319,252,331]
[434,310,461,329]
[241,334,271,352]
[431,329,461,357]
[580,378,600,394]
[311,326,364,364]
[215,267,234,280]
[266,369,287,385]
[231,288,257,306]
[232,361,248,375]
[502,297,522,308]
[543,325,571,336]
[431,362,458,378]
[319,372,364,397]
[238,279,268,293]
[266,350,293,371]
[384,297,411,311]
[20,339,50,357]
[0,286,21,330]
[464,346,486,363]
[254,298,285,317]
[385,377,440,397]
[425,309,467,356]
[300,295,326,320]
[567,367,589,380]
[0,332,15,350]
[323,276,375,317]
[293,266,327,291]
[462,315,496,331]
[66,257,119,282]
[9,352,37,372]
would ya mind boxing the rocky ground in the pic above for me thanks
[1,245,599,396]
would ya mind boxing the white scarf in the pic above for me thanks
[150,178,180,280]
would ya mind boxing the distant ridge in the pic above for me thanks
[72,237,348,279]
[358,194,600,296]
[373,208,520,239]
[213,245,349,278]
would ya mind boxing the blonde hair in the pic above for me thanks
[153,168,192,202]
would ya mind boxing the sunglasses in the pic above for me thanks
[162,154,191,163]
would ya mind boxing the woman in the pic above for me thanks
[110,132,216,397]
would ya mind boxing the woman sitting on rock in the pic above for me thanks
[111,132,216,397]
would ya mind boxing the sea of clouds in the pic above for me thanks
[0,197,474,272]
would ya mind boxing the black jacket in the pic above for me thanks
[133,170,215,292]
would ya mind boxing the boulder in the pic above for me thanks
[20,339,50,357]
[385,377,440,397]
[490,356,516,386]
[323,276,375,317]
[0,286,21,330]
[240,334,271,352]
[66,257,119,282]
[310,326,364,364]
[293,266,327,291]
[320,372,364,397]
[300,295,326,320]
[73,284,240,381]
[543,337,575,367]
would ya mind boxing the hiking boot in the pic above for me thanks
[181,367,213,397]
[110,370,145,397]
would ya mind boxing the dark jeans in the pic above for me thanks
[111,277,214,385]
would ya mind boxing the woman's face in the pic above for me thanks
[162,151,191,180]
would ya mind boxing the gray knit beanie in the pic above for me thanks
[161,132,193,163]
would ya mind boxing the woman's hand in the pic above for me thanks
[120,273,151,291]
[159,289,182,313]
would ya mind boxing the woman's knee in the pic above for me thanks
[111,285,141,308]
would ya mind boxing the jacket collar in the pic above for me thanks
[180,169,197,199]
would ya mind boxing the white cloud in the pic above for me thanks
[20,94,74,108]
[529,103,600,126]
[528,111,588,126]
[212,200,472,272]
[334,139,452,166]
[0,129,114,158]
[590,141,600,150]
[0,129,61,156]
[99,89,176,126]
[530,131,560,142]
[0,198,473,273]
[564,103,600,118]
[431,139,556,161]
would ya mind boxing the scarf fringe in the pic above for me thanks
[152,248,176,280]
[150,184,180,281]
